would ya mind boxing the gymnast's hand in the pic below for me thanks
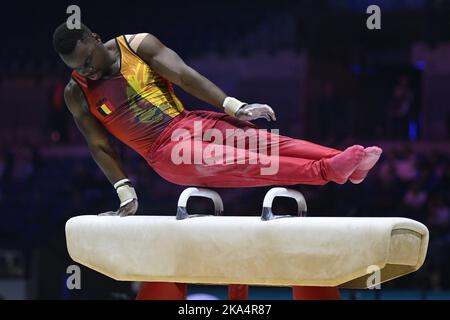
[235,103,277,122]
[223,97,277,122]
[99,178,138,217]
[98,198,138,217]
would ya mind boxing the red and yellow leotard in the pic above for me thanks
[72,35,185,158]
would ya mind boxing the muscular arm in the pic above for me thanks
[64,80,128,185]
[134,33,227,111]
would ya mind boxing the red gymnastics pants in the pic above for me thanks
[146,110,343,187]
[138,110,343,300]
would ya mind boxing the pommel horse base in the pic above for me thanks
[65,187,429,300]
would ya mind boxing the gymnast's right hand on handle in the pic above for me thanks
[223,97,277,122]
[99,178,138,217]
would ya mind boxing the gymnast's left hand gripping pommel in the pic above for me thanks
[223,97,277,122]
[98,178,138,217]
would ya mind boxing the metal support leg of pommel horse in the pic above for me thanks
[136,187,340,300]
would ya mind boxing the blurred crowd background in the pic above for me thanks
[1,0,450,299]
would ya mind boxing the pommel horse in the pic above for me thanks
[65,187,429,300]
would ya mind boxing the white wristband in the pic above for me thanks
[117,184,137,207]
[114,178,131,189]
[223,97,246,116]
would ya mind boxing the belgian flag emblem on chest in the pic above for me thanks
[96,98,116,117]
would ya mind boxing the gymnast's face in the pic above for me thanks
[60,33,110,81]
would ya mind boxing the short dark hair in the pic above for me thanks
[53,22,92,55]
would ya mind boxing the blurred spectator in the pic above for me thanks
[311,80,348,143]
[387,75,415,140]
[427,193,450,232]
[403,182,428,210]
[403,182,428,220]
[48,79,69,144]
[394,146,417,183]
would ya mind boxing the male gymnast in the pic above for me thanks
[54,22,383,300]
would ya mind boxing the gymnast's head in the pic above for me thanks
[53,22,111,80]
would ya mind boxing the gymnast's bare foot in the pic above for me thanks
[349,146,383,184]
[328,145,365,184]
